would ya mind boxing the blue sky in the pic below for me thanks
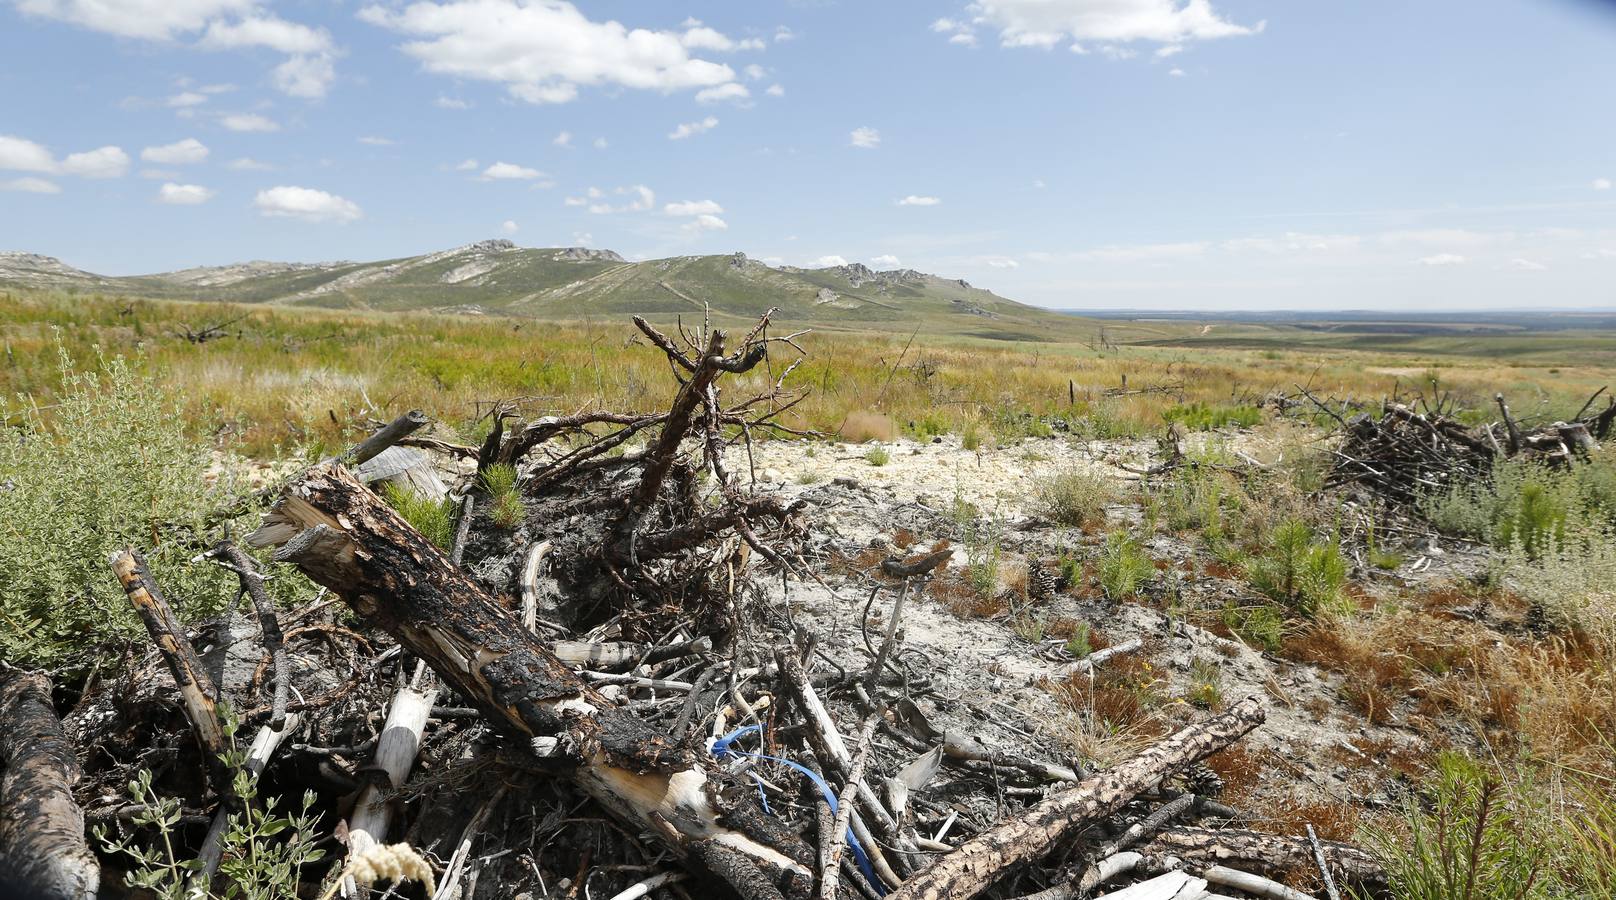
[2,0,1614,310]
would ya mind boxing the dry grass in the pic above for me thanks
[838,410,897,443]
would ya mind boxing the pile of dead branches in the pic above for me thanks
[1,311,1388,900]
[1318,388,1614,507]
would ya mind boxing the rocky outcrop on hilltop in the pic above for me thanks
[553,246,626,263]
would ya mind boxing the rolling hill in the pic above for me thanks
[0,240,1092,341]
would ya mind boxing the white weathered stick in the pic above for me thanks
[1306,824,1342,900]
[1095,871,1205,900]
[343,686,436,898]
[519,540,553,632]
[606,870,689,900]
[431,785,508,900]
[1064,639,1143,676]
[1203,866,1317,900]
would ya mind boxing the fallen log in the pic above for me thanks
[0,667,99,900]
[1137,826,1385,891]
[248,463,816,899]
[885,697,1265,900]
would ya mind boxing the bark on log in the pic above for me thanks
[248,463,813,898]
[886,697,1266,900]
[1136,827,1385,891]
[0,668,99,900]
[109,548,231,796]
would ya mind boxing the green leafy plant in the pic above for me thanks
[1186,657,1223,709]
[961,419,984,451]
[0,342,241,671]
[1221,601,1285,651]
[1097,530,1155,599]
[98,705,326,900]
[1064,620,1094,658]
[865,446,891,467]
[479,462,525,529]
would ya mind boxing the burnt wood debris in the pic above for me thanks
[0,311,1398,900]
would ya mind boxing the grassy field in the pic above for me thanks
[3,289,1611,459]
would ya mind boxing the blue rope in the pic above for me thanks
[711,725,887,895]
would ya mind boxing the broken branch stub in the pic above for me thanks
[247,463,815,898]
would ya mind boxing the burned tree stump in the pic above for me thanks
[0,667,99,900]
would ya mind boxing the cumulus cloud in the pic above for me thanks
[897,195,940,206]
[765,83,784,97]
[668,116,718,140]
[665,199,723,216]
[0,136,130,179]
[158,182,213,204]
[357,1,744,106]
[774,26,795,42]
[141,137,209,164]
[1596,178,1613,191]
[1508,258,1547,271]
[253,185,362,222]
[1,177,60,193]
[436,95,471,109]
[481,162,544,180]
[583,185,655,214]
[681,213,728,233]
[18,2,338,97]
[358,136,395,146]
[941,0,1262,53]
[695,82,749,103]
[1418,253,1467,266]
[553,131,572,147]
[502,219,519,233]
[984,257,1019,268]
[168,91,208,108]
[226,156,272,170]
[814,255,849,267]
[593,137,609,149]
[221,113,278,132]
[849,126,880,149]
[454,158,479,171]
[871,254,901,267]
[1168,67,1185,76]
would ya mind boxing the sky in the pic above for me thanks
[2,0,1615,311]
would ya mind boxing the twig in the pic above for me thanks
[820,714,880,900]
[1306,824,1342,900]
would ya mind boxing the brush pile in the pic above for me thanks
[1321,388,1615,507]
[2,312,1387,900]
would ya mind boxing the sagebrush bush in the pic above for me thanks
[1036,468,1115,528]
[0,343,239,670]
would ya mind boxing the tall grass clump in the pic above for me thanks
[479,462,525,529]
[1035,468,1115,528]
[0,343,237,670]
[382,482,455,550]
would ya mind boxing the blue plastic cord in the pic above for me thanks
[711,725,887,895]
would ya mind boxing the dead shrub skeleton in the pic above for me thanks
[0,311,1390,900]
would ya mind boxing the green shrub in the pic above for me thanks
[1064,620,1094,658]
[1221,602,1285,651]
[962,508,1003,598]
[865,446,891,467]
[382,482,454,550]
[1036,468,1115,528]
[1186,657,1223,709]
[1097,530,1154,599]
[961,419,984,451]
[479,462,525,529]
[0,344,240,670]
[1248,519,1347,616]
[1162,401,1262,431]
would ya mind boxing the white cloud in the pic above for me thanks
[454,158,479,171]
[849,126,880,149]
[221,113,278,132]
[871,254,901,267]
[949,32,978,46]
[681,213,727,233]
[1156,44,1184,57]
[668,116,719,140]
[695,83,749,104]
[141,137,209,164]
[553,131,573,147]
[573,231,593,246]
[586,184,655,213]
[814,255,848,267]
[0,135,58,173]
[1168,67,1185,76]
[1418,253,1467,266]
[985,257,1020,268]
[949,0,1262,52]
[593,137,609,149]
[774,26,795,42]
[1076,241,1208,263]
[1,177,60,193]
[253,185,362,222]
[226,156,271,170]
[358,1,741,105]
[481,162,544,180]
[743,64,766,81]
[358,136,395,146]
[765,83,784,97]
[18,3,338,98]
[502,219,519,233]
[897,195,940,206]
[59,146,129,178]
[681,25,763,52]
[665,199,723,216]
[1595,178,1613,191]
[158,182,213,204]
[436,95,471,109]
[168,91,208,108]
[1507,258,1547,271]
